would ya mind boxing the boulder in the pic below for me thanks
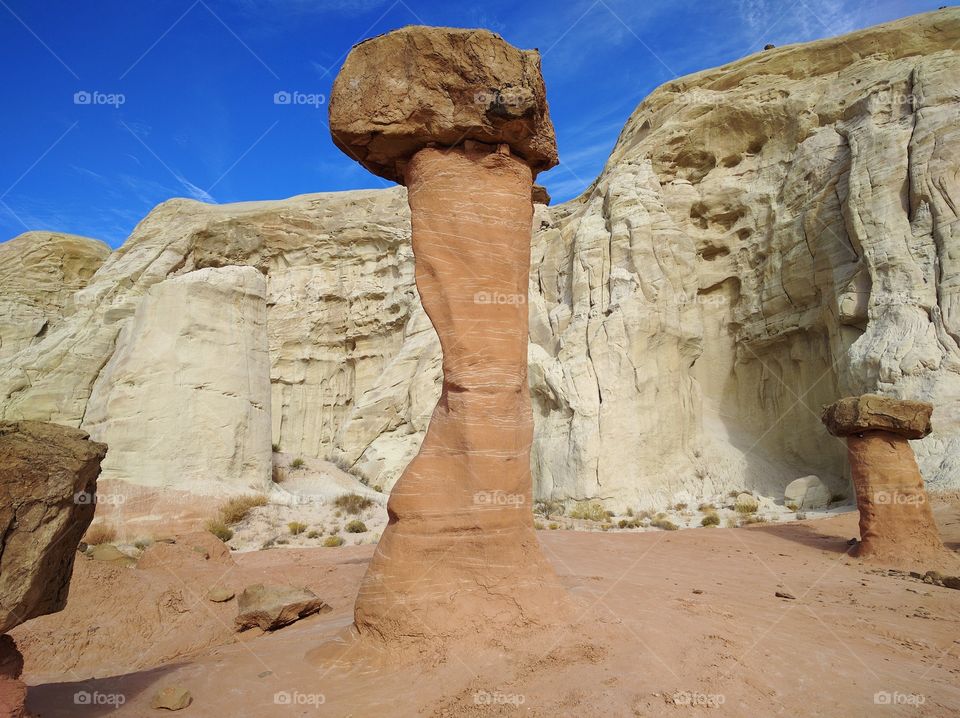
[89,544,135,567]
[0,636,25,718]
[234,584,330,632]
[150,685,192,711]
[329,26,558,183]
[0,421,107,634]
[206,587,235,603]
[821,395,933,439]
[784,476,832,510]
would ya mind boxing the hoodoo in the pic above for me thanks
[822,395,955,568]
[328,26,570,641]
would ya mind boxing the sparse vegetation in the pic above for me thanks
[345,519,368,533]
[697,502,715,512]
[534,499,565,517]
[306,530,321,539]
[271,442,280,452]
[674,502,688,511]
[323,536,345,547]
[288,521,307,535]
[276,538,289,545]
[534,520,545,530]
[701,513,720,527]
[548,522,559,530]
[334,493,373,515]
[742,515,767,525]
[218,494,268,525]
[83,523,117,546]
[206,519,234,543]
[651,517,679,531]
[569,501,607,522]
[734,496,759,515]
[290,457,305,469]
[626,507,634,517]
[728,490,740,498]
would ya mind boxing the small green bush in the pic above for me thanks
[290,458,305,469]
[288,521,307,535]
[271,442,280,452]
[323,536,345,547]
[345,519,368,533]
[700,513,720,527]
[334,493,373,515]
[306,530,320,539]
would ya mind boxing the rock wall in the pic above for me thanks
[0,232,109,361]
[83,266,271,492]
[1,9,958,506]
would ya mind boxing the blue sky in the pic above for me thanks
[0,0,945,247]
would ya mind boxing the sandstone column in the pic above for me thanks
[329,26,569,641]
[821,395,954,566]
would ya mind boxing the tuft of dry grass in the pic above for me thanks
[700,513,720,527]
[288,521,307,535]
[345,519,368,533]
[651,517,679,531]
[83,522,117,546]
[569,501,608,522]
[218,494,268,525]
[323,536,345,547]
[334,493,373,515]
[206,519,233,542]
[290,458,305,469]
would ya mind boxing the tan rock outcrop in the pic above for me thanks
[328,26,557,183]
[332,27,570,642]
[0,231,109,362]
[82,266,272,494]
[822,395,955,568]
[0,421,107,633]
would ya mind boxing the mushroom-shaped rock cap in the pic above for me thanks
[328,25,558,184]
[821,394,933,439]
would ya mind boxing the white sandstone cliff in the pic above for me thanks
[1,9,958,507]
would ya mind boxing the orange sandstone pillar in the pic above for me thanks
[329,27,569,642]
[821,394,952,566]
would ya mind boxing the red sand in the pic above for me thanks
[16,498,960,717]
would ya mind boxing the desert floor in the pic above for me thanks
[17,499,960,717]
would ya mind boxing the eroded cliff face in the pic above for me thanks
[1,9,958,505]
[0,232,109,361]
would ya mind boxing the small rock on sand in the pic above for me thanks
[151,685,192,711]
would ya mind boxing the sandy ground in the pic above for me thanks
[16,498,960,717]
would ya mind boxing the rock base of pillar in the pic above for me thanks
[848,431,958,570]
[0,636,26,718]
